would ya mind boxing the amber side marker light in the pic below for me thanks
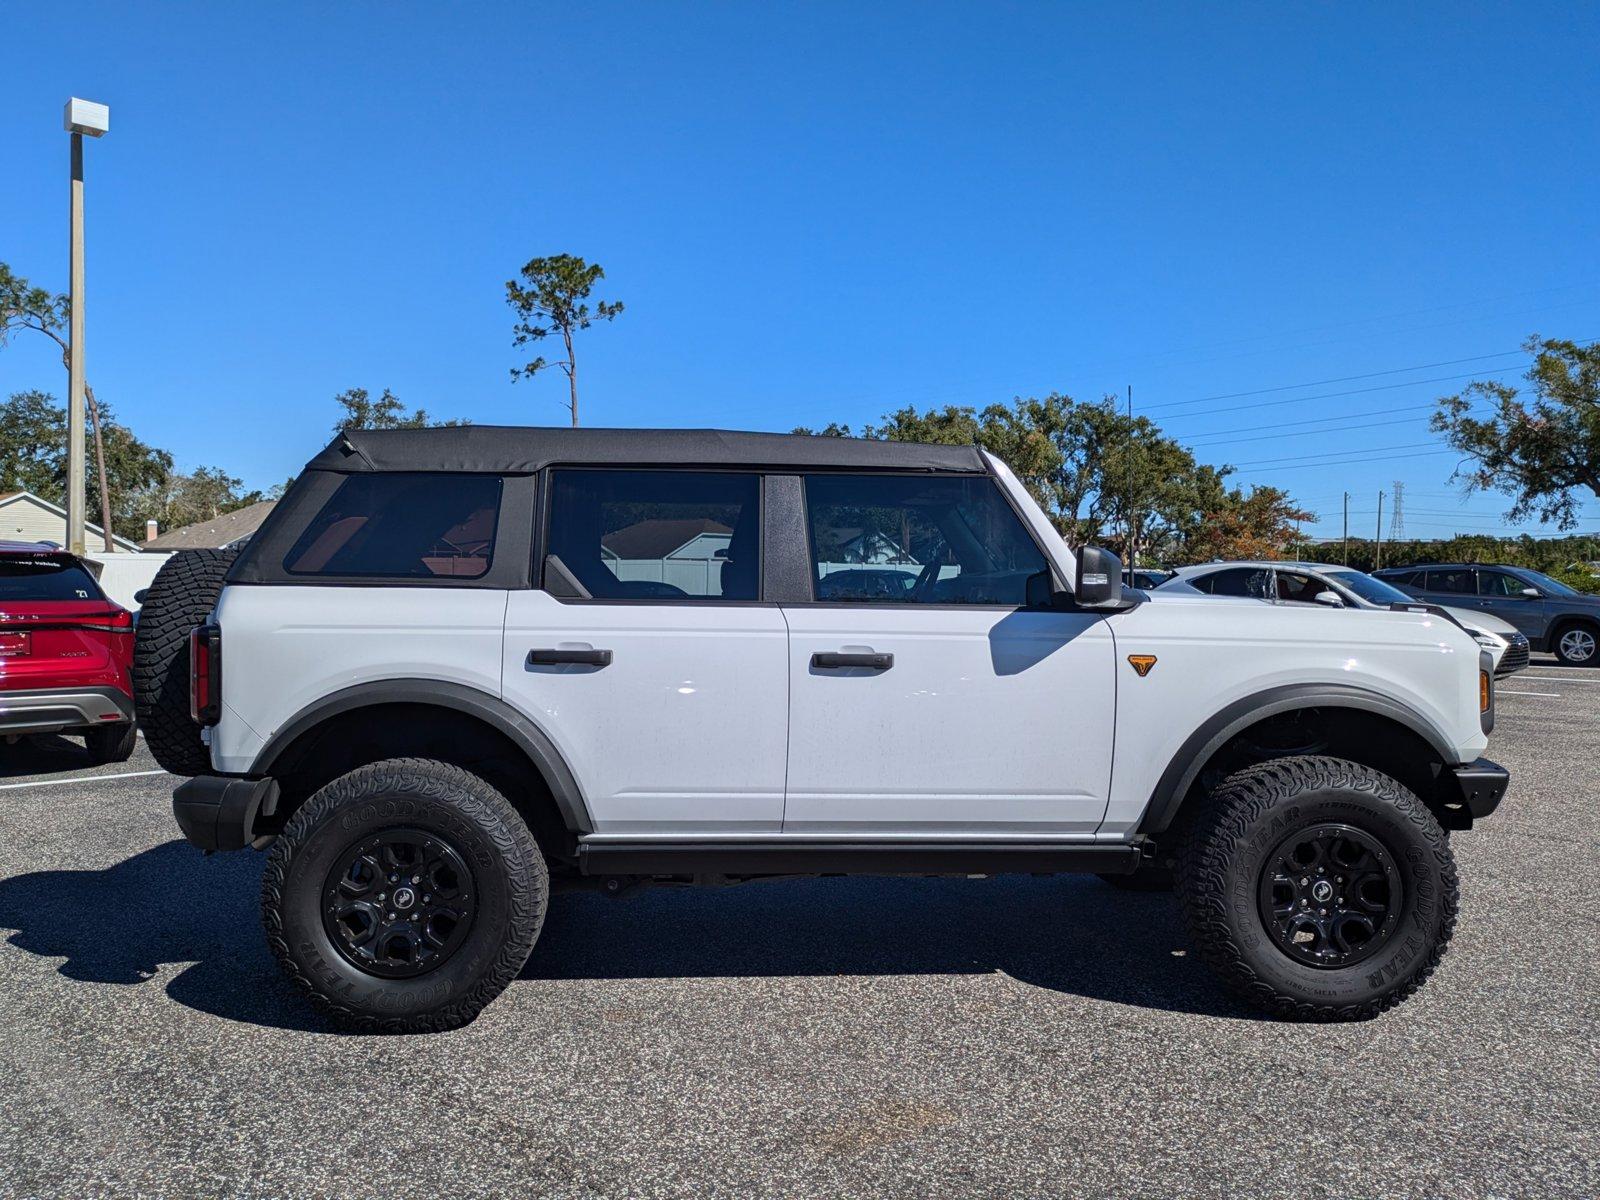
[1128,654,1158,677]
[1480,670,1491,712]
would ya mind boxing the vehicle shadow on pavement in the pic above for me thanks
[0,845,1256,1028]
[0,733,99,777]
[0,839,327,1033]
[528,873,1258,1020]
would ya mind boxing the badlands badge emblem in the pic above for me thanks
[1127,654,1158,677]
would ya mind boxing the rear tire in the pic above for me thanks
[83,721,137,765]
[1176,755,1457,1021]
[262,758,548,1033]
[132,549,234,775]
[1552,622,1598,667]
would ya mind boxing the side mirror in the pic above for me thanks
[1313,590,1344,608]
[1074,546,1125,609]
[1519,587,1541,599]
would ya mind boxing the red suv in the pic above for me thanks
[0,542,138,763]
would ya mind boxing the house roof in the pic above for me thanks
[0,489,142,551]
[144,500,278,550]
[304,426,987,476]
[601,517,732,559]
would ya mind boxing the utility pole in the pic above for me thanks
[1375,490,1385,570]
[63,99,109,557]
[1342,492,1350,565]
[1125,385,1134,565]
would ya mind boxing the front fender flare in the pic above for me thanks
[1137,683,1458,835]
[249,678,593,834]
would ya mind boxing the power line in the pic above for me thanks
[1141,348,1531,412]
[1157,367,1526,426]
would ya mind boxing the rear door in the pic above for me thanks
[780,472,1116,836]
[501,468,789,837]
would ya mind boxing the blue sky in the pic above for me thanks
[4,2,1598,542]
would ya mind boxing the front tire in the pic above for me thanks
[262,758,548,1033]
[1176,755,1458,1021]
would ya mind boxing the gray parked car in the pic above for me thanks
[1373,563,1600,667]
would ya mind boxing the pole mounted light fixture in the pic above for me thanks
[63,96,108,555]
[64,97,110,137]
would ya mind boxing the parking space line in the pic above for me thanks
[1518,676,1600,684]
[1498,689,1561,697]
[0,769,168,791]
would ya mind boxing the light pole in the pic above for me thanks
[63,97,109,556]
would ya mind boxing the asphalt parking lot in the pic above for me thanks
[2,660,1596,1199]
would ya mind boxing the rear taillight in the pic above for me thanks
[190,624,222,726]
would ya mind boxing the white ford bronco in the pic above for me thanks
[134,426,1508,1032]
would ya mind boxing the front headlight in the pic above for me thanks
[1473,632,1501,650]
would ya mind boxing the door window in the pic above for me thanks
[802,474,1047,605]
[545,469,761,600]
[1275,571,1329,603]
[1478,571,1528,597]
[1424,569,1474,594]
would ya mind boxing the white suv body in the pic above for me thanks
[201,446,1490,845]
[149,427,1507,1030]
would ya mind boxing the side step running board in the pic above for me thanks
[578,840,1146,878]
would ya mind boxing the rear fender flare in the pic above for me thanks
[250,679,593,833]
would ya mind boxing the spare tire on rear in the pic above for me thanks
[133,549,235,776]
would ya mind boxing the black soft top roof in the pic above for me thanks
[304,425,987,475]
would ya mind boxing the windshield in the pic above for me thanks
[1324,569,1415,606]
[1519,569,1580,597]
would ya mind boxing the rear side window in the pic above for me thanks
[1424,569,1474,594]
[0,555,105,601]
[545,469,761,600]
[803,473,1047,605]
[1189,567,1272,599]
[284,473,502,579]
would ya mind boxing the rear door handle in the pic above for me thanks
[811,651,894,671]
[527,648,613,667]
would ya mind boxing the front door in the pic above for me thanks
[502,468,789,837]
[781,472,1117,836]
[1474,569,1549,640]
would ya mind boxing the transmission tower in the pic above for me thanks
[1389,480,1405,540]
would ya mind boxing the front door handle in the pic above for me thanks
[811,651,894,671]
[527,648,613,667]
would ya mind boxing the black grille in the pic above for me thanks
[1496,633,1530,676]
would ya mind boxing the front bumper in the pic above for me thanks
[173,775,279,852]
[0,685,132,735]
[1443,757,1510,821]
[1495,633,1531,677]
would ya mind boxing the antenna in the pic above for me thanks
[1389,480,1405,541]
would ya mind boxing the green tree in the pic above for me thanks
[506,254,624,427]
[1432,336,1600,529]
[0,262,117,549]
[136,465,267,533]
[1182,485,1315,561]
[2,389,177,542]
[333,387,460,433]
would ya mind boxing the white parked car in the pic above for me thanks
[1161,561,1530,676]
[132,428,1508,1032]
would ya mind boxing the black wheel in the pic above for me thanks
[262,758,548,1033]
[1176,755,1458,1021]
[1552,622,1599,667]
[1098,864,1174,891]
[83,721,137,765]
[132,549,235,775]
